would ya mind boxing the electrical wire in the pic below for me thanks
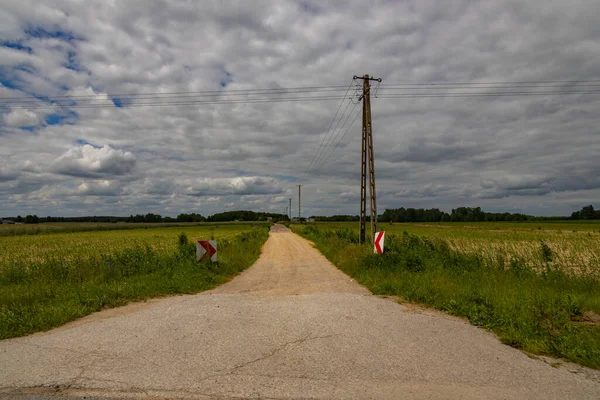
[308,101,361,178]
[380,79,600,86]
[0,85,351,101]
[308,107,362,178]
[304,80,355,178]
[374,90,600,99]
[0,87,360,106]
[306,97,354,176]
[4,95,351,110]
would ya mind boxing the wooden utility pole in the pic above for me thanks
[289,198,292,220]
[354,74,381,244]
[297,185,302,221]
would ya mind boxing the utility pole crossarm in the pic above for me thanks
[353,75,382,82]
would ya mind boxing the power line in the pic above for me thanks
[305,94,355,177]
[380,79,600,86]
[375,90,600,98]
[6,88,600,111]
[309,107,362,178]
[304,82,600,181]
[4,95,351,110]
[379,84,600,90]
[306,83,363,177]
[3,81,600,111]
[304,79,355,178]
[308,101,361,178]
[5,79,600,104]
[308,101,359,177]
[0,85,351,101]
[0,87,359,105]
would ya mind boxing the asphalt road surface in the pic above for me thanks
[1,224,599,399]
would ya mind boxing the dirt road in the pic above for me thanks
[210,224,368,296]
[1,225,599,399]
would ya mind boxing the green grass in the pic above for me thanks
[0,226,269,339]
[0,221,269,237]
[0,223,263,268]
[294,224,600,369]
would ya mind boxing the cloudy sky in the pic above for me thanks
[1,0,599,218]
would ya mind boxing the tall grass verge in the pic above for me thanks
[0,226,269,339]
[296,225,600,369]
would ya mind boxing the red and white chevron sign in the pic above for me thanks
[197,240,217,262]
[374,231,385,254]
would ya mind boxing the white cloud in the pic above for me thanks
[3,109,40,127]
[75,180,121,196]
[184,176,283,196]
[1,0,600,217]
[52,145,136,178]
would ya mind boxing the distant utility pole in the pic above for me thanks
[297,185,303,221]
[354,74,382,244]
[289,198,292,220]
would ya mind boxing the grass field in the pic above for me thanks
[1,223,264,268]
[0,224,269,339]
[309,221,600,275]
[0,221,268,237]
[293,221,600,369]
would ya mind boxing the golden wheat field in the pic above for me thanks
[311,221,600,274]
[0,223,258,269]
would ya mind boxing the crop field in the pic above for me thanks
[0,223,269,339]
[0,221,268,237]
[1,223,262,269]
[308,221,600,275]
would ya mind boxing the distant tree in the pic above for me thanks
[207,210,286,222]
[176,213,205,222]
[16,215,22,223]
[581,205,596,220]
[313,215,360,222]
[24,214,39,224]
[144,213,162,223]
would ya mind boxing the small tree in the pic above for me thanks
[581,205,595,220]
[24,215,39,224]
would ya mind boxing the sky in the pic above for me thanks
[1,0,599,218]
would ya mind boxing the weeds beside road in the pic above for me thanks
[295,224,600,369]
[0,226,269,339]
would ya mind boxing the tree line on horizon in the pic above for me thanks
[2,211,289,224]
[313,205,599,223]
[3,205,598,225]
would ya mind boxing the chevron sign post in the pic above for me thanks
[374,231,385,254]
[197,240,217,262]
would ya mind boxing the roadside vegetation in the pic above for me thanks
[294,223,600,369]
[310,221,600,274]
[0,224,269,339]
